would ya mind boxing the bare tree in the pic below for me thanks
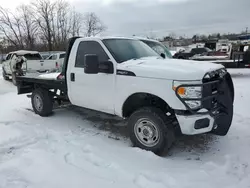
[32,0,56,51]
[70,10,82,37]
[82,12,106,37]
[17,5,38,49]
[0,1,106,51]
[55,0,69,44]
[32,0,85,50]
[0,6,24,47]
[52,0,72,49]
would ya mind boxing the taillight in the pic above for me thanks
[57,74,65,80]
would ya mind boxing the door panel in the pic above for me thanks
[68,40,115,114]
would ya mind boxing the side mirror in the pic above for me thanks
[84,54,99,74]
[99,60,114,74]
[160,53,166,59]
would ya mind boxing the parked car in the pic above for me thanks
[2,50,60,85]
[16,37,234,155]
[173,47,212,59]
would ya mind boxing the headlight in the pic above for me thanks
[204,68,227,79]
[173,81,202,109]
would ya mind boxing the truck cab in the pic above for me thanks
[16,37,234,155]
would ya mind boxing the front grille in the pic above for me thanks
[202,69,226,110]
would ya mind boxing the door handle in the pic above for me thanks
[70,73,75,81]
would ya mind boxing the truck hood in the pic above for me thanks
[117,57,224,80]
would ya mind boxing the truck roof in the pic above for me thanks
[132,37,160,43]
[77,36,140,41]
[9,50,40,56]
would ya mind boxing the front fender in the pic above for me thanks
[114,76,186,117]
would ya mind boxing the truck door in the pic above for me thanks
[67,40,115,114]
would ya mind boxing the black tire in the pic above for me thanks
[31,88,53,117]
[2,68,9,80]
[12,72,17,86]
[128,107,174,155]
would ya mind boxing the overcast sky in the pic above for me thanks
[2,0,250,38]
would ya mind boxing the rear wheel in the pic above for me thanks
[12,72,17,86]
[31,88,53,117]
[128,107,175,155]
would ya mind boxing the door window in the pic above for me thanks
[75,41,109,68]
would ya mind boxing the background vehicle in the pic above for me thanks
[173,47,213,59]
[2,50,61,84]
[45,52,65,71]
[16,37,234,155]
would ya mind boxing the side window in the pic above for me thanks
[48,55,53,60]
[59,53,65,59]
[6,54,12,60]
[75,41,109,68]
[190,49,196,54]
[151,45,165,55]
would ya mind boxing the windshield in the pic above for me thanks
[102,39,159,63]
[141,40,172,58]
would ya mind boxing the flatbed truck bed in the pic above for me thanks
[16,72,66,95]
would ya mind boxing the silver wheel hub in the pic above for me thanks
[34,94,43,112]
[134,118,160,147]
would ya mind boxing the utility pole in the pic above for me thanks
[246,27,248,34]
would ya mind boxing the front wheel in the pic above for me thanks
[31,88,53,117]
[128,107,174,155]
[2,68,9,80]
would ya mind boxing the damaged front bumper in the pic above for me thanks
[174,70,234,136]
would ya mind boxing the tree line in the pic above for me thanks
[0,0,106,53]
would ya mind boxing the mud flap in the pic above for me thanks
[212,73,234,136]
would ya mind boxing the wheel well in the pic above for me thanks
[122,93,175,118]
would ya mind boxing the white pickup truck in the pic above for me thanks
[2,50,61,84]
[16,37,234,155]
[45,52,65,71]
